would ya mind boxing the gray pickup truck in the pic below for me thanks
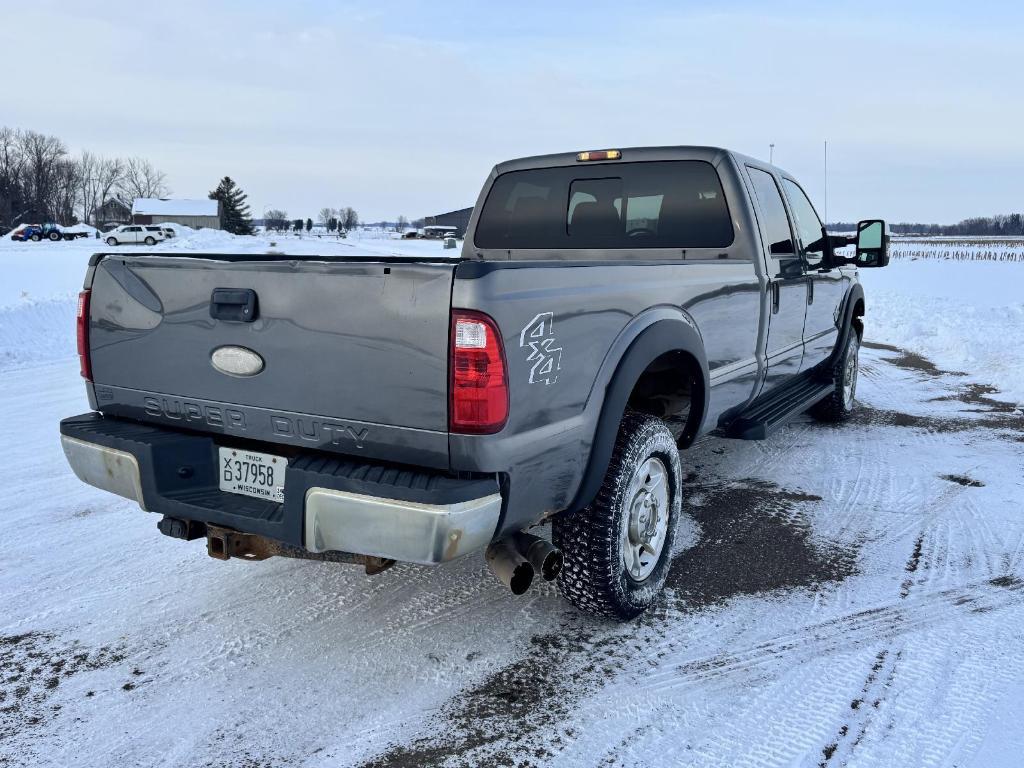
[60,146,889,619]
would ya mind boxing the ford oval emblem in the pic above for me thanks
[211,346,264,377]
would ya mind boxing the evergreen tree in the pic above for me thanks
[305,217,313,233]
[208,176,254,235]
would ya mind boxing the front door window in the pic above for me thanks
[782,179,826,269]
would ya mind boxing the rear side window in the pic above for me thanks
[746,168,795,257]
[475,160,733,250]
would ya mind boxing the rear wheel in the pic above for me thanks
[106,237,118,246]
[48,231,60,241]
[812,330,860,422]
[554,411,682,620]
[144,236,156,245]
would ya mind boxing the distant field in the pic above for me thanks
[890,237,1024,262]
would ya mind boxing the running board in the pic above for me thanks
[726,377,834,440]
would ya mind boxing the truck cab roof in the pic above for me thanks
[492,145,784,176]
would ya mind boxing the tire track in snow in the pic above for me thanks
[631,576,1024,700]
[356,345,1023,768]
[814,346,1016,768]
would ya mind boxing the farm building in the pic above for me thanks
[132,198,221,229]
[423,207,473,238]
[92,198,132,229]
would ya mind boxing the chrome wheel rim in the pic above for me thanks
[621,456,670,582]
[843,342,859,409]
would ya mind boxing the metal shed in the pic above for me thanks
[423,207,473,238]
[132,198,222,229]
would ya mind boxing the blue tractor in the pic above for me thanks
[9,223,89,242]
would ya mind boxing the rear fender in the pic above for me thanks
[568,315,708,513]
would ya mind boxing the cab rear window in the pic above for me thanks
[475,160,733,250]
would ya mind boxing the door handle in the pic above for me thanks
[806,278,814,306]
[770,281,780,314]
[210,288,258,322]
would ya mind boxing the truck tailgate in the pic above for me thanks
[87,255,455,468]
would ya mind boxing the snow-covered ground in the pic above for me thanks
[1,234,1023,767]
[860,259,1024,404]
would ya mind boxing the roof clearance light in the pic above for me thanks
[577,149,622,162]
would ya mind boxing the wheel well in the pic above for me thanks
[626,350,702,442]
[852,298,865,339]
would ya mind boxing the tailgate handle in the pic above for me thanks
[210,288,258,322]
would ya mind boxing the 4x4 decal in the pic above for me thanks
[519,312,562,385]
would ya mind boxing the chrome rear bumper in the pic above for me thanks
[61,435,147,510]
[59,413,502,565]
[304,488,502,564]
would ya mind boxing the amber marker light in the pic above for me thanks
[576,149,622,162]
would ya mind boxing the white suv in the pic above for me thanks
[105,225,166,246]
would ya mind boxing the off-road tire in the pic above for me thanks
[553,411,682,620]
[811,330,860,422]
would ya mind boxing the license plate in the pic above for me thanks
[218,447,286,502]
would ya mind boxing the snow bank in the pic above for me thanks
[0,247,91,307]
[63,223,99,236]
[860,260,1024,404]
[0,298,76,371]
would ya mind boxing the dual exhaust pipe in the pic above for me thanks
[485,532,563,595]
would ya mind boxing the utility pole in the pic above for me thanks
[769,144,775,164]
[824,140,829,226]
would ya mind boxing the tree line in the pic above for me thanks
[829,213,1024,237]
[0,125,169,229]
[261,207,360,233]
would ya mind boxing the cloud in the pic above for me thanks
[5,0,1022,222]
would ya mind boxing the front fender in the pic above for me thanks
[831,281,865,366]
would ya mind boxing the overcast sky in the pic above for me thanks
[5,0,1022,223]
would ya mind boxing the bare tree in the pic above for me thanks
[0,125,172,227]
[264,208,288,231]
[77,152,126,226]
[118,156,169,201]
[52,158,81,224]
[76,150,98,225]
[19,130,67,220]
[0,127,26,226]
[396,215,409,232]
[318,207,336,226]
[342,206,358,231]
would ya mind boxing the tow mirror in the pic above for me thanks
[855,220,889,267]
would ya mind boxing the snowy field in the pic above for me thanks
[1,233,1023,767]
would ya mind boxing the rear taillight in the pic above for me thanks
[450,310,508,434]
[77,289,91,380]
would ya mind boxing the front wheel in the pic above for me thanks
[554,411,682,620]
[106,237,118,246]
[812,331,860,422]
[30,234,41,242]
